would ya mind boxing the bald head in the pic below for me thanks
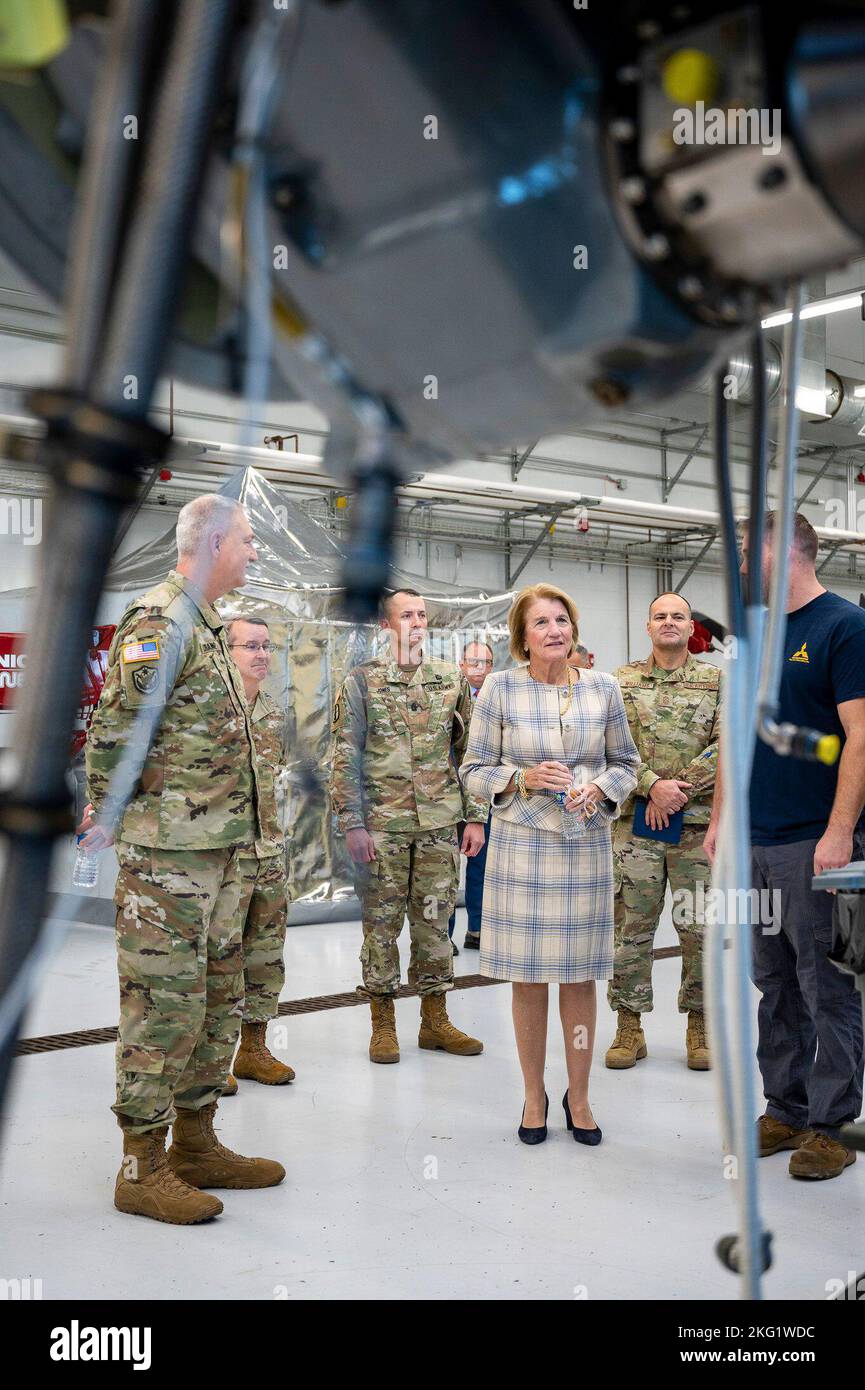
[646,591,693,666]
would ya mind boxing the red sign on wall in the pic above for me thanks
[0,632,26,709]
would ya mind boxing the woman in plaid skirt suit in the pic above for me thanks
[461,584,639,1144]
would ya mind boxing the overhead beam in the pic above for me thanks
[816,541,849,576]
[663,425,709,501]
[512,440,539,477]
[796,446,839,509]
[675,531,717,590]
[509,504,571,583]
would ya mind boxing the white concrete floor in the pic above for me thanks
[1,907,863,1302]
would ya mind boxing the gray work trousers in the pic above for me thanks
[751,834,865,1138]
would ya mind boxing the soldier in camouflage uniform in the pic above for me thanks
[607,592,721,1072]
[83,495,285,1224]
[222,615,293,1092]
[330,589,488,1063]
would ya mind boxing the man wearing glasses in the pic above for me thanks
[224,616,294,1090]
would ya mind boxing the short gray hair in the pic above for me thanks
[176,495,245,558]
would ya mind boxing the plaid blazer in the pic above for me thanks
[460,666,640,833]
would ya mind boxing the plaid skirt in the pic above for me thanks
[479,816,615,984]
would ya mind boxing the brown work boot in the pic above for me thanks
[789,1131,857,1180]
[369,996,400,1064]
[114,1126,223,1224]
[757,1114,812,1157]
[418,993,483,1056]
[233,1021,295,1085]
[167,1103,285,1189]
[686,1010,711,1070]
[222,1074,238,1097]
[605,1008,647,1069]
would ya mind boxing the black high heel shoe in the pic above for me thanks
[562,1090,602,1146]
[518,1093,549,1145]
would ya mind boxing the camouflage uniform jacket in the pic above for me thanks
[330,658,488,833]
[240,688,286,861]
[86,570,264,851]
[614,652,722,825]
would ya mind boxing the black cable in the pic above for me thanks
[712,365,746,641]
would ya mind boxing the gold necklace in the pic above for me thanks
[528,662,576,716]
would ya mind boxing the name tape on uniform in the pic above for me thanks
[121,639,160,665]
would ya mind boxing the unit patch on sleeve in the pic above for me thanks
[132,665,160,694]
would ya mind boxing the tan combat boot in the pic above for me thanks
[369,996,400,1064]
[234,1021,296,1085]
[605,1008,647,1069]
[686,1010,711,1070]
[789,1132,857,1180]
[114,1126,223,1224]
[418,993,483,1056]
[757,1114,811,1157]
[167,1102,285,1189]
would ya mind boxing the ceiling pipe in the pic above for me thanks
[3,417,863,546]
[697,342,865,431]
[822,370,865,431]
[187,439,865,545]
[708,342,784,406]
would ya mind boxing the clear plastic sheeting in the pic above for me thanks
[100,467,513,915]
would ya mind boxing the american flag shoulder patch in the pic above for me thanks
[121,638,160,665]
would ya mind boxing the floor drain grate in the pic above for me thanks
[14,950,684,1056]
[14,973,507,1055]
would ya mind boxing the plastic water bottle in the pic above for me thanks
[72,834,98,889]
[559,766,594,841]
[558,791,584,842]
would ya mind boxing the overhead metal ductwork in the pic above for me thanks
[709,341,783,406]
[698,342,865,433]
[821,369,865,432]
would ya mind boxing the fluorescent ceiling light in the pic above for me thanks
[761,291,863,329]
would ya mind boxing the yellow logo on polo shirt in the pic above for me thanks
[789,641,809,663]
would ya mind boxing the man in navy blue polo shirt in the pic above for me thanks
[706,511,865,1181]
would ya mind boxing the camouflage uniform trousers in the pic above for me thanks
[355,826,459,999]
[608,821,711,1015]
[113,842,245,1134]
[237,853,287,1022]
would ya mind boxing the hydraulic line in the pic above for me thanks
[746,331,767,611]
[231,3,303,451]
[0,0,238,1134]
[62,0,174,391]
[711,364,766,1299]
[704,364,736,1199]
[757,284,806,745]
[93,3,237,413]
